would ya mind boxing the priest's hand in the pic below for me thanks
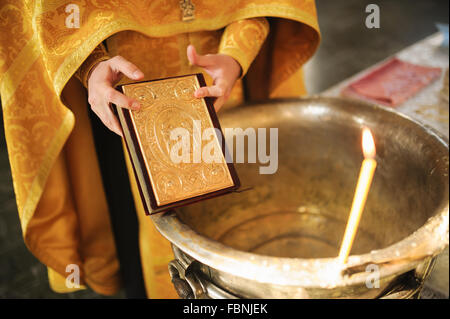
[187,45,241,111]
[87,55,144,136]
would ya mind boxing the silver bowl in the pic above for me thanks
[151,97,449,298]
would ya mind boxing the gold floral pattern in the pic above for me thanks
[123,76,234,206]
[219,18,270,76]
[74,43,110,88]
[77,18,268,108]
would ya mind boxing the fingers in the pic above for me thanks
[88,85,137,137]
[194,85,225,98]
[105,87,140,110]
[187,45,214,68]
[194,84,228,112]
[110,55,144,80]
[87,55,143,136]
[195,77,229,97]
[213,96,225,112]
[194,77,230,111]
[92,102,124,137]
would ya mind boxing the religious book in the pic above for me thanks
[114,73,240,215]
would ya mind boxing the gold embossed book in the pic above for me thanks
[115,74,240,214]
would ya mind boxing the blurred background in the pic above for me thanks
[0,0,448,298]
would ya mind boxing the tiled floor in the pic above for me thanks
[0,0,448,298]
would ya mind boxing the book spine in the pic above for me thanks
[116,106,153,215]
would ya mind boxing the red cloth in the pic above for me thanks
[342,58,442,106]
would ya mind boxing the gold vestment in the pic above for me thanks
[0,0,320,297]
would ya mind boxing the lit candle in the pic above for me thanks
[338,128,377,264]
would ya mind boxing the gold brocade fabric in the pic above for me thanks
[0,0,320,297]
[74,44,110,89]
[76,18,270,108]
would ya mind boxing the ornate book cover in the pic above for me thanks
[115,73,240,214]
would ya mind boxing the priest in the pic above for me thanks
[0,0,320,298]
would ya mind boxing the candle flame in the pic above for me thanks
[362,128,376,158]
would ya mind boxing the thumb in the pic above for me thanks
[187,44,213,68]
